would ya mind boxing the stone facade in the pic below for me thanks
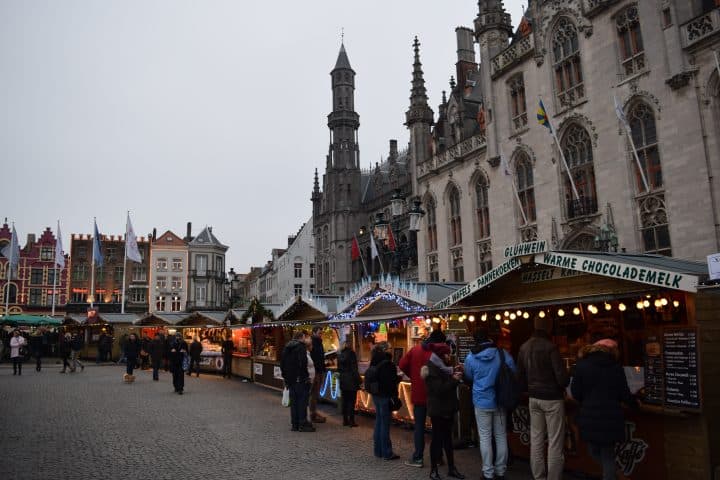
[149,230,188,313]
[273,218,315,303]
[410,0,720,283]
[186,226,228,310]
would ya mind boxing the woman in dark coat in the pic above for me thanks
[337,340,361,427]
[422,343,465,480]
[571,339,637,480]
[123,333,140,378]
[369,341,400,460]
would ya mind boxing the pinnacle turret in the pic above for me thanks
[405,36,434,126]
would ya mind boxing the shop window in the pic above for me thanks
[475,176,490,240]
[561,124,598,219]
[426,198,438,252]
[616,5,645,76]
[71,291,85,303]
[639,194,672,256]
[449,186,462,247]
[629,102,663,193]
[552,17,584,106]
[516,153,536,224]
[29,288,42,305]
[30,268,43,285]
[508,73,528,131]
[40,246,54,261]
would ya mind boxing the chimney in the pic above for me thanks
[455,27,477,92]
[389,139,398,162]
[27,233,36,246]
[186,222,192,241]
[152,228,157,241]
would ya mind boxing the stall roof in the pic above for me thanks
[227,309,248,325]
[97,313,140,324]
[135,312,189,326]
[192,311,226,325]
[65,314,86,325]
[276,295,334,321]
[1,314,62,326]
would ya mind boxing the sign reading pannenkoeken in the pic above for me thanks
[434,257,522,309]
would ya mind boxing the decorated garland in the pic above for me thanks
[330,290,426,322]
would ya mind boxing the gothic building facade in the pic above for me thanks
[410,0,720,283]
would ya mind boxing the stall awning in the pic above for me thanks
[1,314,62,326]
[135,312,189,326]
[97,313,140,325]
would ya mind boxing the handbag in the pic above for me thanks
[281,387,291,407]
[390,396,402,412]
[181,353,190,372]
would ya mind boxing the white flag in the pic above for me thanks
[55,221,65,268]
[1,225,20,279]
[370,232,379,259]
[614,96,629,130]
[125,213,142,263]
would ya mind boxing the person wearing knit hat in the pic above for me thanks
[398,327,448,468]
[517,316,569,480]
[572,338,637,480]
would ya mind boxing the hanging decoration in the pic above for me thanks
[330,290,427,322]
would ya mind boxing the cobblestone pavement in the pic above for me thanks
[0,363,567,480]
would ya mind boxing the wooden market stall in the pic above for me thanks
[227,308,254,379]
[431,246,716,480]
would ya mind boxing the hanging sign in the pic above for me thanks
[534,252,698,292]
[504,240,548,259]
[520,267,584,283]
[434,257,522,309]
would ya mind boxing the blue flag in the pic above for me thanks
[93,219,103,266]
[537,99,552,133]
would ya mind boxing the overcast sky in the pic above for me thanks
[1,0,525,272]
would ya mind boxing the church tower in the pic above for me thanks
[312,43,362,296]
[405,37,434,196]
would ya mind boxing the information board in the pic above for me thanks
[456,335,475,363]
[642,334,663,405]
[663,328,701,409]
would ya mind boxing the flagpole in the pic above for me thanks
[550,128,581,201]
[90,218,96,309]
[500,147,529,225]
[714,51,720,80]
[4,225,10,317]
[121,212,129,314]
[622,122,650,192]
[356,236,369,278]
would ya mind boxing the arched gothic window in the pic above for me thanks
[426,198,437,252]
[552,18,584,105]
[562,125,598,218]
[3,283,17,304]
[475,177,490,239]
[616,5,645,76]
[629,103,662,192]
[449,186,462,247]
[515,154,536,224]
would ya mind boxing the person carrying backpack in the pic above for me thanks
[463,329,516,480]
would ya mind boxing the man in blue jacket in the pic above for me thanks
[463,329,516,480]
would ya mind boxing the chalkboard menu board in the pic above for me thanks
[663,328,701,409]
[643,334,664,405]
[456,335,475,363]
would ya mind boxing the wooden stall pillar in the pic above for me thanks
[696,287,720,479]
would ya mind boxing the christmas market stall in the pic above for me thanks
[174,311,226,373]
[431,242,717,480]
[242,298,283,389]
[227,308,253,379]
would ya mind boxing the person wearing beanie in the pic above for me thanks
[517,316,569,480]
[463,329,516,480]
[422,342,465,480]
[398,328,447,468]
[572,338,638,480]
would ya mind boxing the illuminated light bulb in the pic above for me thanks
[516,310,522,316]
[643,299,650,308]
[573,307,580,316]
[673,300,680,308]
[523,312,530,319]
[619,303,627,311]
[538,311,546,318]
[605,303,612,311]
[660,298,668,306]
[558,309,565,317]
[636,301,644,310]
[504,319,510,325]
[495,314,501,321]
[646,294,652,298]
[654,299,662,308]
[510,313,517,320]
[432,317,441,324]
[459,316,464,322]
[469,315,476,322]
[504,311,510,317]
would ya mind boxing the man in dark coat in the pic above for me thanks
[221,334,234,379]
[188,337,203,377]
[337,340,361,427]
[369,341,401,460]
[309,326,327,423]
[280,330,314,432]
[169,333,188,394]
[149,332,165,381]
[571,339,637,480]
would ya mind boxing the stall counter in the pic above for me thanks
[252,356,285,390]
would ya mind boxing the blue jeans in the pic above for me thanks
[475,407,507,479]
[373,396,393,458]
[412,404,428,461]
[289,382,310,428]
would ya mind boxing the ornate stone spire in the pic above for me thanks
[475,0,512,37]
[405,36,434,126]
[313,168,320,194]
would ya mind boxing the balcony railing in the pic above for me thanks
[491,34,534,78]
[681,8,720,48]
[189,269,217,278]
[417,134,487,179]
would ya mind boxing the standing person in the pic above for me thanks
[59,333,72,373]
[463,329,516,480]
[422,342,465,480]
[140,334,151,370]
[337,340,361,427]
[221,334,234,379]
[308,326,327,423]
[280,330,314,432]
[369,341,400,460]
[163,333,171,372]
[123,333,140,379]
[97,332,108,363]
[399,328,447,468]
[517,316,569,480]
[571,339,637,480]
[29,329,43,372]
[10,330,27,376]
[169,332,188,394]
[188,337,203,377]
[70,333,85,372]
[149,332,165,381]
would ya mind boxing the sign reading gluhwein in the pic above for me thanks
[503,240,548,259]
[534,252,698,293]
[434,257,522,309]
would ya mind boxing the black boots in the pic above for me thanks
[429,466,442,480]
[447,466,465,479]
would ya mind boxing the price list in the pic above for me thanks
[663,329,701,409]
[643,335,663,405]
[456,335,475,363]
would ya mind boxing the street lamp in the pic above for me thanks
[594,223,619,252]
[391,189,405,217]
[374,212,388,241]
[408,198,426,232]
